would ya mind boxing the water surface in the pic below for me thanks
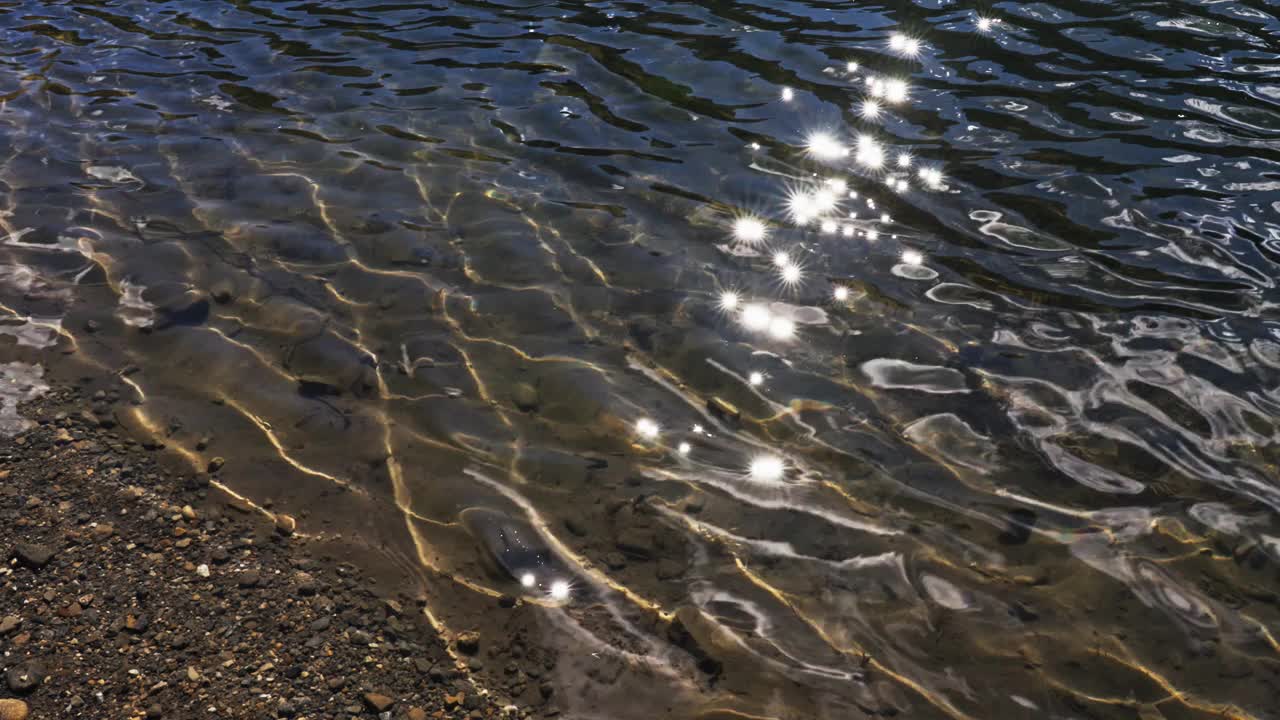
[2,1,1280,717]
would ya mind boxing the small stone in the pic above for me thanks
[444,693,465,709]
[54,428,74,444]
[603,552,627,570]
[57,602,83,618]
[196,564,210,578]
[181,505,197,520]
[93,522,115,539]
[5,662,43,694]
[125,614,150,633]
[0,616,20,634]
[406,708,428,720]
[511,383,539,412]
[326,676,345,691]
[361,692,394,713]
[145,704,163,719]
[236,570,261,588]
[12,543,56,569]
[274,514,296,536]
[0,699,29,720]
[455,630,481,655]
[207,457,225,473]
[186,666,201,682]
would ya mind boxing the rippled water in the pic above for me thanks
[3,0,1280,717]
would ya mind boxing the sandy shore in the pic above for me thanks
[1,377,530,720]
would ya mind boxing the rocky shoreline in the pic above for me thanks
[1,378,527,720]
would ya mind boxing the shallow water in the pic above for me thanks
[2,0,1280,717]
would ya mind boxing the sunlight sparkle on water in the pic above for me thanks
[846,61,858,73]
[805,131,847,161]
[977,17,994,32]
[856,144,884,169]
[833,286,849,301]
[549,580,571,601]
[741,303,771,331]
[885,79,909,104]
[786,188,817,225]
[820,218,837,234]
[733,215,768,246]
[918,167,944,188]
[768,316,795,340]
[902,249,924,266]
[889,33,921,57]
[748,371,764,386]
[860,100,882,120]
[678,441,691,456]
[748,455,786,484]
[813,187,839,212]
[719,290,740,311]
[898,152,912,168]
[636,418,660,440]
[773,251,791,268]
[781,87,794,102]
[779,262,804,289]
[520,572,536,588]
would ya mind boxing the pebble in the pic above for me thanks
[4,662,43,694]
[196,564,210,578]
[274,514,296,536]
[406,708,427,720]
[236,570,261,588]
[93,522,116,539]
[12,543,56,569]
[455,630,481,655]
[361,692,394,713]
[511,382,539,412]
[0,616,20,634]
[207,457,225,473]
[0,699,29,720]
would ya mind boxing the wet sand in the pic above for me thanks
[0,367,549,720]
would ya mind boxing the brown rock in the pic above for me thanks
[0,699,29,720]
[92,522,115,539]
[455,630,480,655]
[444,693,465,709]
[0,616,20,634]
[406,707,428,720]
[361,692,394,713]
[274,514,296,536]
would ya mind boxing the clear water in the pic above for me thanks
[2,1,1280,717]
